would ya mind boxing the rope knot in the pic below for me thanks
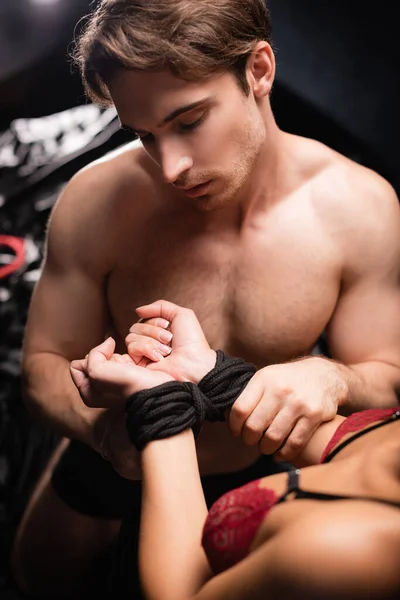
[125,351,256,450]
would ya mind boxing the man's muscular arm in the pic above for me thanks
[326,172,400,413]
[230,168,400,462]
[22,166,115,450]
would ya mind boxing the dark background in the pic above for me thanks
[0,0,399,193]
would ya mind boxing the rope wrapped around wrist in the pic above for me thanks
[125,350,256,450]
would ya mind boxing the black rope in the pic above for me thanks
[125,350,256,450]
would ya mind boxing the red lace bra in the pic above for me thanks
[201,407,400,574]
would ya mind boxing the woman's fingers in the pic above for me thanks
[69,358,88,389]
[90,336,116,361]
[129,317,170,341]
[126,319,173,363]
[125,333,172,362]
[136,300,207,347]
[137,316,170,330]
[129,321,173,344]
[111,353,135,364]
[135,300,182,322]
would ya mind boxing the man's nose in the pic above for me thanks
[160,140,193,184]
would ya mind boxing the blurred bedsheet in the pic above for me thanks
[0,103,127,593]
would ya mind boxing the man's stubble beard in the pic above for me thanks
[202,119,265,211]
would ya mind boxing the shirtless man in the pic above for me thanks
[11,0,400,597]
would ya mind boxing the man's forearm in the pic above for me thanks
[22,352,102,448]
[336,360,400,414]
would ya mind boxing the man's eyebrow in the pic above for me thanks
[120,98,209,134]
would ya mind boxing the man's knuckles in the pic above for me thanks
[241,420,265,444]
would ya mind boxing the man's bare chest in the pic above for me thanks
[106,224,340,366]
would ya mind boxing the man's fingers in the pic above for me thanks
[257,407,298,455]
[240,402,279,446]
[274,416,319,462]
[228,377,264,438]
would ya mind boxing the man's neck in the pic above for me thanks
[193,124,292,232]
[230,116,302,232]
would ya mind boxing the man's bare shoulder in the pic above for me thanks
[72,138,160,205]
[291,135,398,231]
[299,136,400,274]
[50,140,161,229]
[300,137,398,216]
[45,140,163,272]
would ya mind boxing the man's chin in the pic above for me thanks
[191,186,238,211]
[190,194,228,212]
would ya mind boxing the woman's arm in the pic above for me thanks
[140,431,211,600]
[70,339,213,598]
[128,300,348,467]
[291,414,346,466]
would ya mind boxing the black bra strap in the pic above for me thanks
[277,469,355,504]
[277,466,400,508]
[276,469,300,503]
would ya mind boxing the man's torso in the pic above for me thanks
[75,133,358,473]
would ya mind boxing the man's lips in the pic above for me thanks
[179,181,211,198]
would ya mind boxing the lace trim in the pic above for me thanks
[202,480,278,573]
[320,408,397,463]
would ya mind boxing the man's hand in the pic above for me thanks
[93,407,144,479]
[229,356,348,462]
[70,336,176,478]
[125,299,217,383]
[70,336,174,408]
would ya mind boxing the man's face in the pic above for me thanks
[110,67,266,210]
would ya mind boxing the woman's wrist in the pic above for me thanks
[188,349,217,383]
[142,429,195,463]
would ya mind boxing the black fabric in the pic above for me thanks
[51,439,292,519]
[125,350,256,450]
[51,440,141,519]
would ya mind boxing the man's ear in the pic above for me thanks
[247,41,275,98]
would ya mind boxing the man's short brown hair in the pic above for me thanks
[73,0,272,106]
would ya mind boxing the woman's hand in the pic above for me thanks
[70,336,174,408]
[125,299,216,383]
